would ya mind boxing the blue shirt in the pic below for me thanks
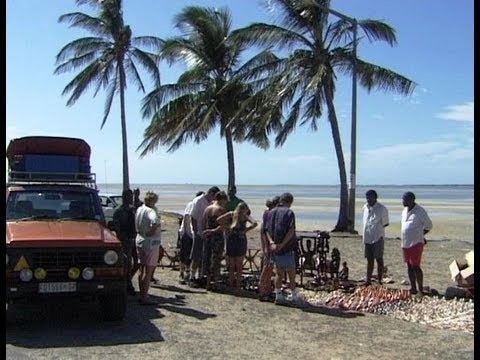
[265,204,296,255]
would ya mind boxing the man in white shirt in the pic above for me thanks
[187,186,220,287]
[362,189,389,285]
[178,191,204,284]
[401,191,433,296]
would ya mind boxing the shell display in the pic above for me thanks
[301,286,474,335]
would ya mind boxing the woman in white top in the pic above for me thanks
[135,191,161,305]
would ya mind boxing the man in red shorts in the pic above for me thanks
[401,192,433,296]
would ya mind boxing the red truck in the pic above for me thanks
[6,136,128,321]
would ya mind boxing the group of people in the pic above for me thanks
[362,190,433,296]
[177,186,258,291]
[177,188,302,305]
[112,185,433,306]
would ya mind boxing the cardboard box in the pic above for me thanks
[449,251,474,287]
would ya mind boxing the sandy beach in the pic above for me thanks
[6,211,474,360]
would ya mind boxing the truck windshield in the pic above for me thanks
[6,190,104,221]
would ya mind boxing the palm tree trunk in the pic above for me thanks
[225,128,236,190]
[324,81,349,232]
[118,62,130,191]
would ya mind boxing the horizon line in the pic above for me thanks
[98,183,474,187]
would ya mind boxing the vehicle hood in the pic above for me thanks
[6,221,120,248]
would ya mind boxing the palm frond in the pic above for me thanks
[58,12,108,37]
[129,48,161,87]
[124,58,146,93]
[101,81,117,129]
[131,36,164,51]
[355,59,415,94]
[141,82,204,119]
[231,23,311,51]
[92,57,116,96]
[358,19,397,46]
[54,50,102,75]
[177,67,209,84]
[61,61,104,106]
[55,37,110,64]
[275,97,303,146]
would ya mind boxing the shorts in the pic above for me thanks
[179,233,193,264]
[364,238,384,260]
[137,245,160,267]
[402,242,424,267]
[273,251,296,270]
[190,234,204,264]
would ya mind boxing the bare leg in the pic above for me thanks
[140,265,155,301]
[407,264,417,294]
[366,258,374,285]
[286,269,297,292]
[376,258,384,284]
[274,267,285,291]
[138,265,145,294]
[259,258,274,296]
[414,266,423,294]
[227,258,235,287]
[235,257,244,289]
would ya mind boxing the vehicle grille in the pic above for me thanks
[32,250,105,268]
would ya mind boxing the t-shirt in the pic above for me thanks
[265,204,296,255]
[112,204,136,243]
[188,194,210,234]
[362,202,389,244]
[179,200,194,237]
[401,204,432,248]
[135,204,161,249]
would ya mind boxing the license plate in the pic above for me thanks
[38,282,76,293]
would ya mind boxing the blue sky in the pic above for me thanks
[6,0,474,185]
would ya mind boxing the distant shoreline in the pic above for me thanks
[101,183,474,187]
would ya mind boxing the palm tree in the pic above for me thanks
[232,0,415,231]
[138,6,281,190]
[54,0,162,190]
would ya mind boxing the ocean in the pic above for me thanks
[98,184,473,237]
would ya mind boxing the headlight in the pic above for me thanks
[20,268,33,282]
[82,267,94,280]
[34,268,47,280]
[103,250,119,265]
[68,267,81,280]
[6,254,9,266]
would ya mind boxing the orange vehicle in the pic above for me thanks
[5,136,127,321]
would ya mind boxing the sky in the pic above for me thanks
[6,0,474,186]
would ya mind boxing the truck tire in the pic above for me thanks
[99,291,127,321]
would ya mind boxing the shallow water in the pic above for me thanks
[99,184,474,243]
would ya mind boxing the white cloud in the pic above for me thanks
[435,101,474,122]
[361,141,474,163]
[359,141,473,184]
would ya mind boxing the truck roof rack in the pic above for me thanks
[7,171,97,189]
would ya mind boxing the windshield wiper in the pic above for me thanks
[60,216,97,221]
[16,215,59,221]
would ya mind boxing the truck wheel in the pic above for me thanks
[99,291,127,321]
